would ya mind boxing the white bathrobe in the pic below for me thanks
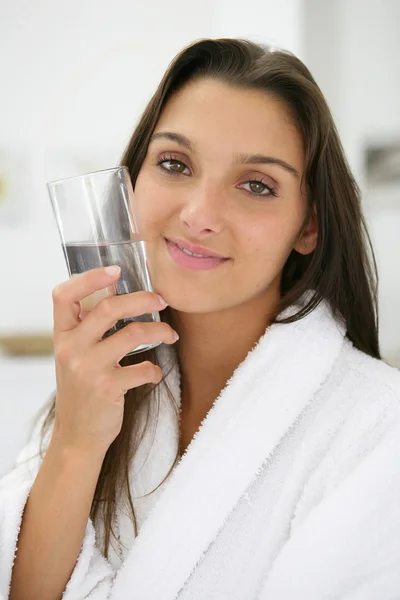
[1,296,400,600]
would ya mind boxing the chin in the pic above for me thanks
[159,293,230,315]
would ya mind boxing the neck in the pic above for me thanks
[169,285,280,418]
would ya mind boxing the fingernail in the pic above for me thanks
[105,265,121,276]
[157,294,168,307]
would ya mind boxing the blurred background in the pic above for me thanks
[1,0,399,475]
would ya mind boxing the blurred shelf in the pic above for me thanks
[0,333,53,356]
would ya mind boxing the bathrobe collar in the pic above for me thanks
[111,295,346,600]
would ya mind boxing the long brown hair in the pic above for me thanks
[36,37,380,559]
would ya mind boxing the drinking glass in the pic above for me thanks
[47,166,162,356]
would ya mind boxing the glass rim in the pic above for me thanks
[46,165,128,188]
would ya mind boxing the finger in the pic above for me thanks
[52,266,121,334]
[114,361,164,391]
[90,319,178,366]
[69,290,169,348]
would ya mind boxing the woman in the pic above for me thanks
[2,37,400,600]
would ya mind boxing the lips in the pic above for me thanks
[165,238,229,270]
[165,237,228,259]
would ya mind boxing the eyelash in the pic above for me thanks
[155,154,278,198]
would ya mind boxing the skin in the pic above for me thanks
[134,77,318,452]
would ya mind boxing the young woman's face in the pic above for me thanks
[134,77,316,314]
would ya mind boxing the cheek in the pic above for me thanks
[132,172,174,237]
[238,216,303,290]
[246,216,299,262]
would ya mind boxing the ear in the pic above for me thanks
[294,205,318,255]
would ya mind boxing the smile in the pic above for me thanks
[164,238,230,271]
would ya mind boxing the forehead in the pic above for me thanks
[154,78,304,167]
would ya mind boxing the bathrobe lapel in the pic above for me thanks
[111,297,346,600]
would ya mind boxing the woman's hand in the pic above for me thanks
[50,265,177,458]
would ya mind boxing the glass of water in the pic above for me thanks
[47,166,162,356]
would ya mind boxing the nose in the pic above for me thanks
[179,182,227,235]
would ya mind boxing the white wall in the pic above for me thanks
[0,354,56,474]
[0,0,303,475]
[212,0,303,57]
[303,0,400,360]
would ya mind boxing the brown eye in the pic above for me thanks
[169,160,186,173]
[249,181,265,194]
[239,179,277,198]
[156,156,190,176]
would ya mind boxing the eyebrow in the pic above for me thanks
[149,131,301,179]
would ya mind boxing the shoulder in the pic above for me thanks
[336,337,400,406]
[291,338,400,532]
[309,337,400,492]
[298,337,400,497]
